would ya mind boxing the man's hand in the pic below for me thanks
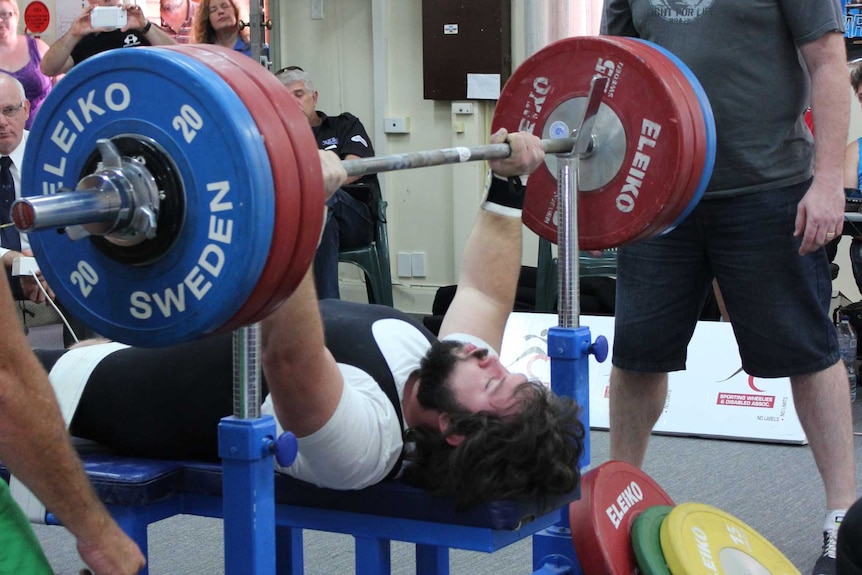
[20,273,53,304]
[488,128,545,178]
[76,520,146,575]
[20,249,54,304]
[319,150,347,200]
[122,5,148,31]
[70,4,100,37]
[794,176,845,255]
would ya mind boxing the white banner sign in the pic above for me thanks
[500,314,807,445]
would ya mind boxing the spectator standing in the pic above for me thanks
[601,2,856,575]
[191,0,250,57]
[0,0,52,129]
[159,0,199,44]
[40,0,175,77]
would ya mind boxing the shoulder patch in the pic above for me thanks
[351,134,369,148]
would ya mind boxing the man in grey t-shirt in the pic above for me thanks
[602,2,854,574]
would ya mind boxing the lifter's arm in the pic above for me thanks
[438,129,544,352]
[260,150,347,437]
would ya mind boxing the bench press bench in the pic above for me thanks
[1,438,583,575]
[1,317,598,575]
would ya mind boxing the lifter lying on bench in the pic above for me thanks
[34,129,584,509]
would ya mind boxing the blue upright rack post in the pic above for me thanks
[219,323,277,575]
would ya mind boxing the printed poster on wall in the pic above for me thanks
[499,313,807,445]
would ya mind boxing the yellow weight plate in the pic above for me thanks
[659,502,800,575]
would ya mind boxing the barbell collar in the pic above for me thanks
[13,139,162,246]
[572,76,608,157]
[340,137,580,178]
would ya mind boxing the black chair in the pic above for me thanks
[338,179,394,306]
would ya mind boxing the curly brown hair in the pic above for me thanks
[852,59,862,93]
[190,0,250,46]
[400,341,585,509]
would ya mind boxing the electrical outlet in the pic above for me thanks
[452,102,474,115]
[310,0,323,20]
[411,252,426,277]
[383,117,410,134]
[397,252,412,277]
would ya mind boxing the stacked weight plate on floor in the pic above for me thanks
[21,46,324,347]
[631,505,675,575]
[630,503,802,575]
[568,460,676,574]
[492,36,716,250]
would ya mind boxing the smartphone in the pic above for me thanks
[90,6,127,29]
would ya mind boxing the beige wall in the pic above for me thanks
[275,0,496,312]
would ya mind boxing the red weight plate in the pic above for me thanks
[493,36,693,250]
[569,460,676,575]
[169,46,303,329]
[613,37,708,242]
[619,37,718,242]
[609,37,698,243]
[607,37,701,243]
[166,45,303,330]
[192,45,325,308]
[576,37,696,247]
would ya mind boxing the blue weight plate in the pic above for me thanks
[23,47,275,347]
[628,38,716,232]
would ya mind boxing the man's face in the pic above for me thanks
[285,81,318,124]
[0,82,27,155]
[444,343,526,416]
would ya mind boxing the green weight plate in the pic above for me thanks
[631,505,674,575]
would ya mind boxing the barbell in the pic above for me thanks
[12,37,715,347]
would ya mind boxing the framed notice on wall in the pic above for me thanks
[844,0,862,61]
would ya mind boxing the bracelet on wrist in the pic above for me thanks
[142,20,152,33]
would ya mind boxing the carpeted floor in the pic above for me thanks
[31,402,862,575]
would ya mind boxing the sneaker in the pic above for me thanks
[811,529,838,575]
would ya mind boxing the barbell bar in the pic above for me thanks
[340,137,581,177]
[13,138,585,235]
[13,38,714,347]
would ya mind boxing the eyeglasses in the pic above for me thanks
[0,103,23,118]
[275,66,304,75]
[0,11,16,20]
